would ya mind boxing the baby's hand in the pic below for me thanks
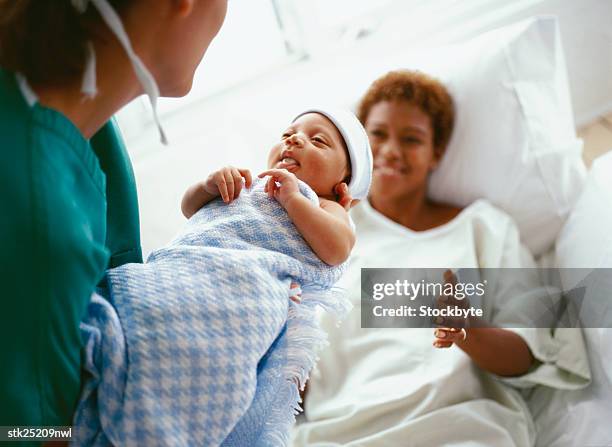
[204,166,252,203]
[258,168,301,208]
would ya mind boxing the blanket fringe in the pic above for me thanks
[260,285,351,446]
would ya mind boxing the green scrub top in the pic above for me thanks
[0,68,143,430]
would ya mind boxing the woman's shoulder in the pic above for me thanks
[463,199,534,267]
[465,199,516,225]
[457,199,518,236]
[424,199,521,252]
[427,198,515,233]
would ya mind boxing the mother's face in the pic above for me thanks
[364,100,441,200]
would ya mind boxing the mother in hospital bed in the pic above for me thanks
[292,70,589,447]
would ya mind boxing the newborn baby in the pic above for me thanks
[74,108,373,447]
[181,108,373,266]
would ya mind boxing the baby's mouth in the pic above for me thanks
[279,157,300,171]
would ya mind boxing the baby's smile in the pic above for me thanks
[278,149,300,172]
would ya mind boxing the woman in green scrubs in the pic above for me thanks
[0,0,228,432]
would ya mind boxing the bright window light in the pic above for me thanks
[157,0,288,115]
[117,0,289,140]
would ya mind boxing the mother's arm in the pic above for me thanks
[435,326,535,377]
[433,270,535,377]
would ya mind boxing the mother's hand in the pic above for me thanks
[433,269,470,348]
[334,182,359,211]
[433,327,467,348]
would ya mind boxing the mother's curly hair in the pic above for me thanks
[357,70,455,152]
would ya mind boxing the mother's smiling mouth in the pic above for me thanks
[374,164,408,174]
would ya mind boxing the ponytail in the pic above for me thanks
[0,0,129,86]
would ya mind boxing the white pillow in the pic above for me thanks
[556,151,612,273]
[424,16,586,256]
[530,151,612,446]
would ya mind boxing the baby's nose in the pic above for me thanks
[286,134,304,147]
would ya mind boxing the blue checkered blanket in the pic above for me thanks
[73,178,350,446]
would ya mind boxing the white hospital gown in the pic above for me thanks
[292,199,590,447]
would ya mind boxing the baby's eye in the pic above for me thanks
[281,133,292,139]
[312,137,329,147]
[369,130,386,138]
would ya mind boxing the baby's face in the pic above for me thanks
[267,113,350,200]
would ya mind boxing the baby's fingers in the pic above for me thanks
[266,176,276,198]
[217,175,229,203]
[231,168,243,199]
[238,168,252,189]
[259,168,290,180]
[223,168,235,202]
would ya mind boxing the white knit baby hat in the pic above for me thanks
[293,108,373,201]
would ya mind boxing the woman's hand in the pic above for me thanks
[433,269,470,349]
[433,327,467,348]
[204,166,252,203]
[431,270,534,376]
[334,182,359,211]
[258,168,301,208]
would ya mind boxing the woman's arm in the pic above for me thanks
[433,270,535,376]
[435,327,535,377]
[259,169,355,266]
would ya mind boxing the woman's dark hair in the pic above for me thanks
[357,70,455,152]
[0,0,130,86]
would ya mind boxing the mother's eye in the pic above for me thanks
[402,137,421,144]
[369,129,386,138]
